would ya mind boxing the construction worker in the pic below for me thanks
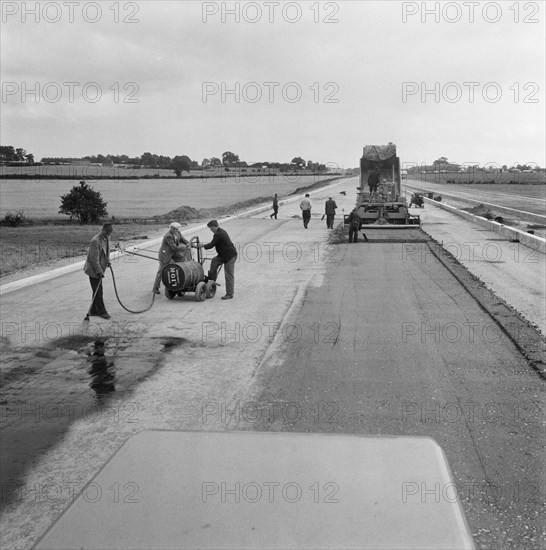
[270,194,279,219]
[197,220,238,300]
[153,222,190,295]
[83,223,113,319]
[347,208,361,243]
[300,194,312,228]
[368,167,381,195]
[324,197,337,229]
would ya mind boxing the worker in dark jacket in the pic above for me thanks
[324,197,337,228]
[368,167,381,195]
[347,208,361,243]
[197,220,238,300]
[83,223,113,318]
[153,222,190,294]
[270,194,279,219]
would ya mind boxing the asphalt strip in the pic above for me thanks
[424,238,546,379]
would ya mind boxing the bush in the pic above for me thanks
[59,180,108,223]
[2,211,26,227]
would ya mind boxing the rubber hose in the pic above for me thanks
[108,264,156,314]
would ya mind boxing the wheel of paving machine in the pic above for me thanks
[195,281,207,302]
[165,288,176,300]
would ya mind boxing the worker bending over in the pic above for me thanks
[153,222,190,295]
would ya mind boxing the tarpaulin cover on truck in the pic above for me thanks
[362,143,397,161]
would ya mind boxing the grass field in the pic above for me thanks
[0,174,339,220]
[408,170,545,185]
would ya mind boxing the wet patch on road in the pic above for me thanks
[0,334,185,510]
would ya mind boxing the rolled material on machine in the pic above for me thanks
[162,261,204,291]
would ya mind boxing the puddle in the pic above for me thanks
[87,341,116,401]
[0,335,185,510]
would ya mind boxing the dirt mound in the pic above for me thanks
[161,197,273,223]
[160,205,201,220]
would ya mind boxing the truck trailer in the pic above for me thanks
[353,143,420,227]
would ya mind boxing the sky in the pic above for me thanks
[1,0,545,169]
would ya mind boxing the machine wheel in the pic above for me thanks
[165,288,176,300]
[176,291,186,297]
[205,281,217,299]
[195,282,207,302]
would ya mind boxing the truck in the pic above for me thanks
[352,143,420,227]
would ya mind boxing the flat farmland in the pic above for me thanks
[408,171,546,186]
[0,174,335,219]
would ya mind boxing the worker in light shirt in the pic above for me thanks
[300,193,312,228]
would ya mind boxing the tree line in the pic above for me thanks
[0,145,34,164]
[3,147,329,176]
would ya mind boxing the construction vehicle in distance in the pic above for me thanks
[349,143,420,228]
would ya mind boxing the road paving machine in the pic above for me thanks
[346,143,421,228]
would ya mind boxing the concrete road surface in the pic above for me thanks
[1,178,544,549]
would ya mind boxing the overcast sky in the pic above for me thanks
[1,0,545,168]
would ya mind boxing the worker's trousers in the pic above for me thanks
[88,276,107,315]
[208,255,237,296]
[349,223,360,243]
[153,261,170,292]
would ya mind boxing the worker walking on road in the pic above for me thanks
[300,193,312,228]
[197,220,238,300]
[83,223,113,319]
[270,194,279,219]
[324,197,337,229]
[153,222,190,295]
[347,208,362,243]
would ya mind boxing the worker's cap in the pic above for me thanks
[207,220,219,228]
[305,194,310,197]
[329,196,332,199]
[169,222,182,230]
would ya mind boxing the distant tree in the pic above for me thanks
[140,152,156,167]
[59,181,108,223]
[210,157,222,166]
[15,148,26,161]
[172,155,192,176]
[222,151,240,165]
[0,145,16,161]
[25,153,34,164]
[156,155,167,169]
[291,157,306,168]
[0,146,34,162]
[433,157,448,166]
[202,158,211,168]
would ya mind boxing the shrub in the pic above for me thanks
[1,211,26,227]
[59,180,108,223]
